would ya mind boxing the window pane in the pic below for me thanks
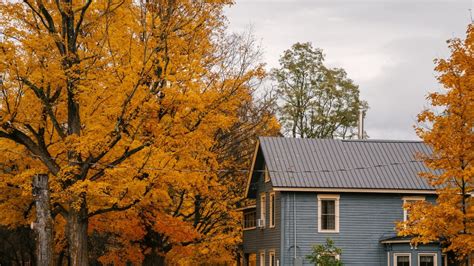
[322,214,335,230]
[244,211,256,228]
[322,200,335,215]
[420,255,434,266]
[397,256,410,266]
[321,200,336,230]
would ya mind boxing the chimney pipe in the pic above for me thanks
[358,110,364,139]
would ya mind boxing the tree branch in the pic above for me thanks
[0,128,60,175]
[88,184,152,218]
[89,142,151,181]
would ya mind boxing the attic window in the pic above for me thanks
[264,166,270,183]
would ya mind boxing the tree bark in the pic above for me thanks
[66,202,88,266]
[32,174,53,266]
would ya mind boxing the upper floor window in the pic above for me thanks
[402,196,425,222]
[243,210,256,229]
[260,193,266,228]
[269,192,275,228]
[318,194,340,233]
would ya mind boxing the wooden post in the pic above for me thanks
[32,174,53,266]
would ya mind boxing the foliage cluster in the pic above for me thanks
[398,25,474,263]
[272,42,368,139]
[0,0,279,264]
[306,238,343,266]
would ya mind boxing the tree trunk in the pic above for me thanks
[66,204,88,266]
[32,174,53,266]
[143,250,166,266]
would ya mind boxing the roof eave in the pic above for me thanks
[236,205,257,211]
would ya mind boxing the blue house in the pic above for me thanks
[241,137,445,266]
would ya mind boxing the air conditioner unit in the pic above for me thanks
[257,219,265,228]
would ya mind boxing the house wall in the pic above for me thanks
[243,170,282,265]
[280,192,438,266]
[388,243,442,266]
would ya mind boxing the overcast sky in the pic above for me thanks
[225,0,472,140]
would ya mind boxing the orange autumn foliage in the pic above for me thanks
[398,25,474,261]
[0,0,279,264]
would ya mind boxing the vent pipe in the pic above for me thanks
[358,110,364,139]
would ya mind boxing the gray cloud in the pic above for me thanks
[225,0,471,139]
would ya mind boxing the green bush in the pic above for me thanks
[306,238,343,266]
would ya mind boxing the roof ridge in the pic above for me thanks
[341,139,423,143]
[259,136,423,143]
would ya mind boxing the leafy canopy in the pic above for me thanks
[0,0,279,264]
[398,25,474,261]
[272,42,368,139]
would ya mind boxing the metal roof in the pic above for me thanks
[259,137,436,191]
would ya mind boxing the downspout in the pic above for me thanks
[294,192,297,260]
[280,194,285,265]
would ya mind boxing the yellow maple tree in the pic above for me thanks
[0,0,279,264]
[399,25,474,263]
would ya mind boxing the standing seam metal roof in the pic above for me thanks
[259,137,435,190]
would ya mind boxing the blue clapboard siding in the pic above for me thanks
[243,169,282,264]
[280,192,437,265]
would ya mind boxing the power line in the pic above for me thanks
[0,147,425,175]
[82,159,424,174]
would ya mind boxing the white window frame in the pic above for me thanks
[260,193,266,228]
[259,250,265,266]
[317,194,340,233]
[269,192,275,228]
[269,250,276,266]
[403,196,425,222]
[394,253,411,266]
[264,165,270,182]
[418,253,437,266]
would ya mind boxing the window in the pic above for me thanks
[248,253,257,266]
[260,193,266,228]
[318,194,340,233]
[264,165,270,182]
[441,255,447,266]
[394,253,411,266]
[259,250,265,266]
[243,210,256,229]
[403,196,425,222]
[419,253,437,266]
[269,192,275,228]
[269,250,276,266]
